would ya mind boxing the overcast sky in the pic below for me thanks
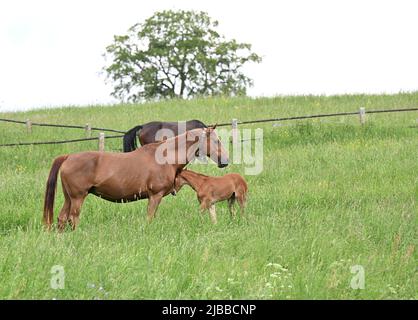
[0,0,417,112]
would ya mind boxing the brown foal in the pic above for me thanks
[43,127,228,231]
[174,169,248,224]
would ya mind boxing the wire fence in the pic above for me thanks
[215,107,418,127]
[0,118,125,134]
[0,135,124,147]
[1,107,417,148]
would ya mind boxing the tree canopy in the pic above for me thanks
[104,10,262,102]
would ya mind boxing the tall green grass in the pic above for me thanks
[0,92,417,299]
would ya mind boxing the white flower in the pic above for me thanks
[267,263,289,272]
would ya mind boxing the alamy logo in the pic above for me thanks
[350,265,365,290]
[50,265,65,290]
[153,124,264,175]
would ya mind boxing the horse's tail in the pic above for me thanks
[43,155,68,229]
[123,125,143,152]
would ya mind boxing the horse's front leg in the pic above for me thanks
[147,193,163,223]
[198,197,210,221]
[200,197,217,224]
[209,204,217,224]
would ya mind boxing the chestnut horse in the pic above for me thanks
[174,169,248,224]
[43,127,228,231]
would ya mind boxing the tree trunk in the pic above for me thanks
[179,75,186,98]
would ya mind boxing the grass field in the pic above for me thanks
[0,92,417,299]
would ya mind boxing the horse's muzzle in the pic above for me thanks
[218,162,228,168]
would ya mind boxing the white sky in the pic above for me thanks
[0,0,417,112]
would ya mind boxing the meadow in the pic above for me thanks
[0,92,417,299]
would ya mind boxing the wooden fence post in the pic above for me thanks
[85,123,91,138]
[98,132,105,151]
[25,119,32,134]
[359,107,366,125]
[231,118,238,145]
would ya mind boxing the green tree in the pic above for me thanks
[104,10,262,102]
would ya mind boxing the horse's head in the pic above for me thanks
[200,125,229,168]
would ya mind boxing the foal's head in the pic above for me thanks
[174,169,207,192]
[198,125,229,168]
[174,171,188,192]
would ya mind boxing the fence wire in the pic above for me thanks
[1,107,417,148]
[0,118,125,134]
[0,135,124,147]
[214,107,418,127]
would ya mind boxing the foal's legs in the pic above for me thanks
[147,193,163,223]
[236,192,246,217]
[199,198,217,224]
[209,205,217,224]
[228,197,236,218]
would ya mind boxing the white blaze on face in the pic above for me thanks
[209,129,229,165]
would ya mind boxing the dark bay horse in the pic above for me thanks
[43,127,228,231]
[123,120,207,152]
[175,169,248,224]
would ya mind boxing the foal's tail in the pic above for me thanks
[123,125,143,152]
[43,155,68,228]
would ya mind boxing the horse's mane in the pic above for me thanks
[154,127,206,146]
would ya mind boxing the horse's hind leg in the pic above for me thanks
[228,196,236,219]
[68,195,86,231]
[57,182,71,232]
[236,193,247,217]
